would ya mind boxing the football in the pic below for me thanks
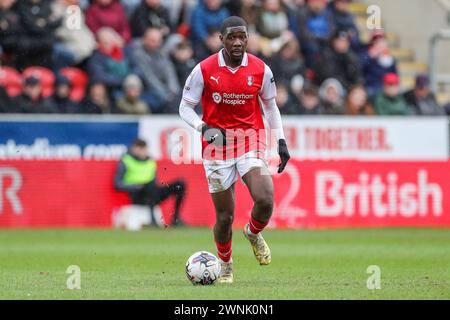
[185,251,221,285]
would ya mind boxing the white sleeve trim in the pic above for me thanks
[182,63,204,106]
[179,100,204,132]
[260,97,286,141]
[259,64,277,101]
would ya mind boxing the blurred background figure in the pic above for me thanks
[14,75,57,113]
[116,74,150,114]
[81,81,113,113]
[87,27,130,97]
[15,0,62,69]
[86,0,131,43]
[327,0,360,51]
[130,0,172,38]
[319,78,345,115]
[190,0,229,56]
[361,30,397,100]
[51,75,80,113]
[296,0,336,66]
[293,83,324,115]
[169,39,197,86]
[52,0,96,71]
[344,84,374,115]
[314,29,362,89]
[268,37,305,88]
[114,138,186,227]
[404,75,446,116]
[374,73,413,115]
[130,27,180,113]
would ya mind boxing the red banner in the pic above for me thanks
[0,160,449,228]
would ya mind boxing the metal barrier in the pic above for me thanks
[429,29,450,93]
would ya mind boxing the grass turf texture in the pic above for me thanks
[0,228,449,300]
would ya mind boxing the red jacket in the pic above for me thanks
[86,0,131,43]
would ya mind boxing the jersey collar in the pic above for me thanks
[218,49,248,68]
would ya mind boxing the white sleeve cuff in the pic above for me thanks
[179,100,204,132]
[260,97,286,141]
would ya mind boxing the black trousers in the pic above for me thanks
[129,180,186,225]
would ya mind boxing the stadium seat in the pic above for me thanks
[22,66,55,97]
[0,66,22,96]
[59,67,89,102]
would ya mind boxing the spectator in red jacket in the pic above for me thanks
[86,0,131,43]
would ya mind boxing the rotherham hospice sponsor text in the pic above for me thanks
[0,139,127,160]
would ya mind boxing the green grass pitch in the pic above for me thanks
[0,228,449,299]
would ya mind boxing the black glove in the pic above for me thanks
[277,139,290,173]
[201,124,226,147]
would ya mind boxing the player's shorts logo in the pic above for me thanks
[247,75,253,86]
[212,92,222,104]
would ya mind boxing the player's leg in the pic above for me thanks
[211,183,236,284]
[239,157,274,265]
[203,158,238,283]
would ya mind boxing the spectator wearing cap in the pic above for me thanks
[361,30,397,99]
[130,0,173,38]
[116,74,150,114]
[327,0,361,51]
[190,0,230,54]
[86,0,131,43]
[314,29,362,89]
[403,75,446,116]
[295,0,336,66]
[51,75,80,113]
[374,73,413,116]
[14,76,57,113]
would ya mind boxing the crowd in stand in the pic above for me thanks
[0,0,449,115]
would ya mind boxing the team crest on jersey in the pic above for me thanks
[212,92,222,104]
[247,75,254,86]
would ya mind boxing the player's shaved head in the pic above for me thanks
[220,16,248,36]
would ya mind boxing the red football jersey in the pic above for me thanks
[182,49,277,159]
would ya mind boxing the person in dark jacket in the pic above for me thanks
[327,0,361,51]
[0,85,11,113]
[80,81,113,114]
[314,30,362,89]
[13,75,57,113]
[51,75,80,113]
[360,30,397,99]
[268,38,305,88]
[295,0,336,66]
[130,0,172,38]
[403,75,446,116]
[114,138,186,227]
[13,0,61,69]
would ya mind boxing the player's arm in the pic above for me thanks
[259,65,290,173]
[178,64,226,146]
